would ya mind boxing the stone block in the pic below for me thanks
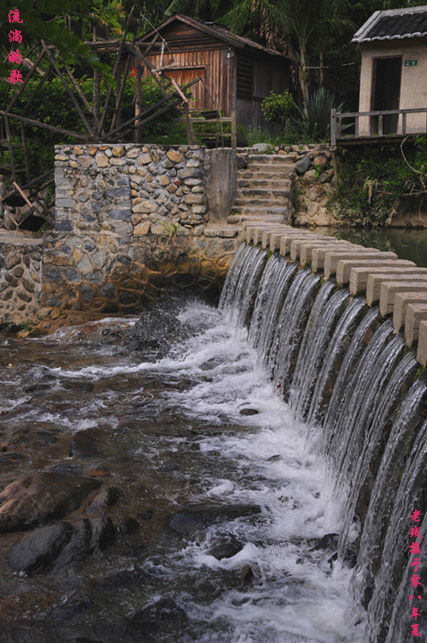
[405,303,427,347]
[112,146,125,157]
[379,280,427,317]
[416,321,427,366]
[324,250,396,279]
[335,256,404,285]
[366,270,427,306]
[134,221,151,236]
[132,201,156,214]
[393,292,427,333]
[349,263,418,295]
[166,149,183,163]
[289,235,336,260]
[95,153,109,168]
[299,240,351,266]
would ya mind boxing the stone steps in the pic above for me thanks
[231,152,296,222]
[242,154,295,163]
[237,178,292,189]
[235,187,291,199]
[231,205,289,217]
[241,164,295,175]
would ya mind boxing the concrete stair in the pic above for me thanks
[230,153,296,223]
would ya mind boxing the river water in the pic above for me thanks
[0,292,366,642]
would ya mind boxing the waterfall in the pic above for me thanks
[220,242,427,642]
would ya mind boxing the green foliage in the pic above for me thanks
[0,0,112,83]
[332,138,427,227]
[261,90,296,134]
[0,74,176,177]
[292,88,342,141]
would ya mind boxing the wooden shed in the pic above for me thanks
[135,14,291,130]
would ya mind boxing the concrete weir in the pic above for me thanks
[243,222,427,367]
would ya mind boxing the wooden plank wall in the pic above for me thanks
[142,49,234,114]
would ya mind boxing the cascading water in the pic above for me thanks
[1,241,426,642]
[220,243,427,642]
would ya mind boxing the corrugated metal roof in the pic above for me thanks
[352,5,427,43]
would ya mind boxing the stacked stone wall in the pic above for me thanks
[37,144,240,314]
[55,144,209,237]
[0,235,43,325]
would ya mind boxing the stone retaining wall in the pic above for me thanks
[243,220,427,366]
[34,144,240,314]
[41,231,239,314]
[0,234,43,325]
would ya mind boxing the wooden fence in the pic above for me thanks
[331,107,427,147]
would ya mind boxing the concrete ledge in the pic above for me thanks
[324,251,397,280]
[290,236,337,261]
[366,271,427,306]
[262,227,303,249]
[405,303,427,347]
[393,292,427,333]
[244,223,427,365]
[379,281,427,317]
[349,262,417,295]
[416,321,427,366]
[335,256,403,285]
[299,240,353,266]
[312,247,376,273]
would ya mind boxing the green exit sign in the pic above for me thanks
[405,60,418,66]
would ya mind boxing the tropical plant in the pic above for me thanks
[292,88,343,141]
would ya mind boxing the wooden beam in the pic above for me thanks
[3,116,16,182]
[41,41,95,137]
[97,15,131,135]
[12,181,32,208]
[20,123,31,183]
[64,63,100,129]
[21,64,53,117]
[101,76,200,141]
[6,49,46,112]
[0,110,89,140]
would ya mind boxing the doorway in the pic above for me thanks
[372,57,402,134]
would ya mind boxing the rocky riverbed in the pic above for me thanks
[0,295,364,643]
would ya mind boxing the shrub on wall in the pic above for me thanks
[332,138,427,227]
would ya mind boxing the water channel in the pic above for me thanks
[0,242,426,642]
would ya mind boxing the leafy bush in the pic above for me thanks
[332,138,427,227]
[261,90,297,134]
[0,74,178,178]
[293,88,343,142]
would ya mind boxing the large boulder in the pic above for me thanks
[7,522,74,573]
[0,472,101,532]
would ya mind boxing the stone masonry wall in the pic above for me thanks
[39,144,239,314]
[0,235,43,325]
[54,144,209,237]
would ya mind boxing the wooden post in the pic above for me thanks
[20,123,30,183]
[183,103,195,145]
[402,112,407,135]
[97,16,130,135]
[379,114,383,136]
[134,61,142,143]
[231,111,236,149]
[4,116,16,182]
[330,108,336,147]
